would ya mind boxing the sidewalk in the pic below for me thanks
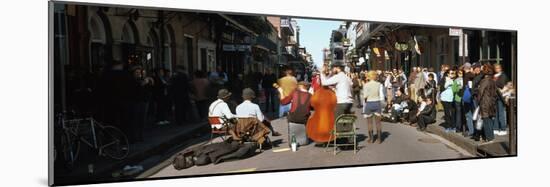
[425,112,511,157]
[54,120,209,185]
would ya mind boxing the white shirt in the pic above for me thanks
[208,99,234,128]
[418,101,427,113]
[236,100,264,122]
[321,71,353,104]
[384,75,392,88]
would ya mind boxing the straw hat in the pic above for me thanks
[217,89,232,99]
[242,88,256,100]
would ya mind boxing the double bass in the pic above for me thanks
[306,65,337,143]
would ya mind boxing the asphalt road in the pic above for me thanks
[145,108,473,178]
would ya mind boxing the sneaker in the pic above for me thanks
[500,130,508,136]
[493,130,499,135]
[272,131,282,136]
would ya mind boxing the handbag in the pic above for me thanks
[475,118,483,131]
[472,106,480,121]
[473,106,483,130]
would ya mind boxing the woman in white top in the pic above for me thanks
[361,71,386,144]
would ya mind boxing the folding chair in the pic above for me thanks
[208,116,229,144]
[326,114,358,155]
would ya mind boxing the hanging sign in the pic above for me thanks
[449,28,463,36]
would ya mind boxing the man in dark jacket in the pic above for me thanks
[128,65,154,142]
[172,66,192,125]
[476,64,498,142]
[417,97,437,131]
[472,63,484,93]
[388,87,411,123]
[261,69,277,113]
[493,64,509,136]
[462,63,477,137]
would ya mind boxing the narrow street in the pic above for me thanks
[49,4,517,185]
[145,107,472,178]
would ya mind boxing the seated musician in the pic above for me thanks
[279,81,312,146]
[319,62,354,119]
[236,88,281,136]
[208,89,236,129]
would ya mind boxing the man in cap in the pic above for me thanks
[236,88,281,136]
[208,89,235,129]
[462,62,476,137]
[320,62,354,120]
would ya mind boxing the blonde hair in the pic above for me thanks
[367,70,378,81]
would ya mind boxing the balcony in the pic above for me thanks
[280,18,295,36]
[255,35,277,52]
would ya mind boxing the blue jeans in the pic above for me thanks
[463,102,475,136]
[493,100,507,131]
[483,117,495,141]
[279,103,292,118]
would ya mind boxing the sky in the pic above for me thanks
[294,18,342,68]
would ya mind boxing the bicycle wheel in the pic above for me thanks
[60,130,80,168]
[99,126,130,160]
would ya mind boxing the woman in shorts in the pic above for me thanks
[361,71,386,144]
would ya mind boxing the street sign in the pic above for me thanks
[223,44,236,51]
[236,44,251,52]
[449,28,463,36]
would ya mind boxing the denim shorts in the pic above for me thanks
[363,101,382,117]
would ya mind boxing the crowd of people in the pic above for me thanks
[63,59,300,144]
[204,60,516,148]
[347,63,516,143]
[63,57,515,146]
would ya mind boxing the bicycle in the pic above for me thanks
[55,112,130,168]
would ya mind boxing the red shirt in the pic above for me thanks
[311,75,321,92]
[280,89,312,114]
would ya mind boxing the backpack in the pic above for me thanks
[462,86,473,104]
[172,150,195,170]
